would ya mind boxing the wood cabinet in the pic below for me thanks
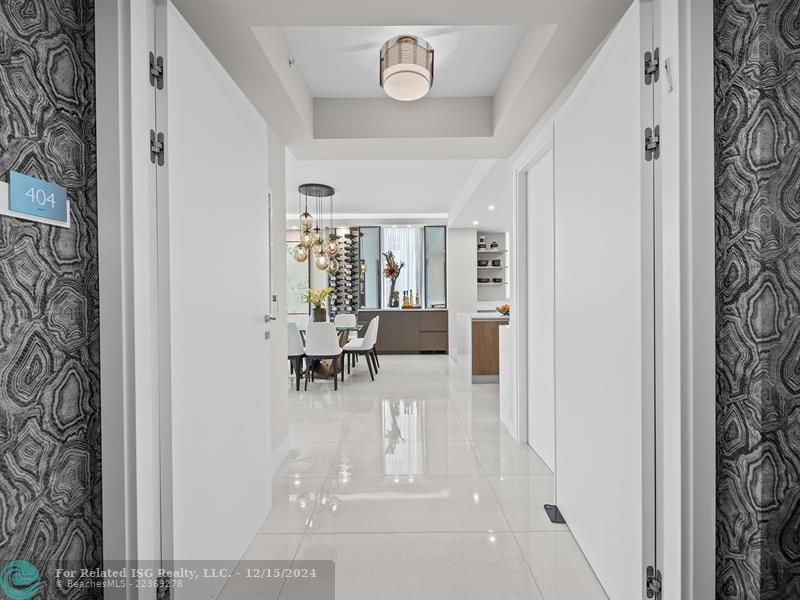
[471,318,509,377]
[359,310,448,354]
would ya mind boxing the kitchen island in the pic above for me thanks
[455,312,510,383]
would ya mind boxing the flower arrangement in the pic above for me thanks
[302,287,334,308]
[382,251,405,308]
[302,287,334,322]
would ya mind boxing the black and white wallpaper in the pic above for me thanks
[716,0,800,598]
[0,0,101,596]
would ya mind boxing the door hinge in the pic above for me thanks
[644,125,660,161]
[150,130,165,166]
[150,51,164,89]
[644,47,660,85]
[156,575,171,600]
[646,566,662,599]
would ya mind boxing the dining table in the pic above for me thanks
[298,322,367,346]
[297,321,367,382]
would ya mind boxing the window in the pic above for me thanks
[359,226,381,309]
[424,226,447,308]
[382,226,424,308]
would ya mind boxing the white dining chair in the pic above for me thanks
[334,313,357,328]
[304,322,344,391]
[288,322,306,391]
[334,313,358,343]
[343,316,380,381]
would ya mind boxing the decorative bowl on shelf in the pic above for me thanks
[496,304,510,316]
[491,259,501,266]
[490,241,499,249]
[478,278,490,284]
[492,277,503,283]
[478,260,489,267]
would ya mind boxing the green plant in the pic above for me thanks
[301,287,334,308]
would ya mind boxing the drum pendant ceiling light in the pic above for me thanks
[380,35,434,102]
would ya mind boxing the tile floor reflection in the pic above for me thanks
[224,355,608,600]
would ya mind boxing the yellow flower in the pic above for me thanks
[302,287,334,308]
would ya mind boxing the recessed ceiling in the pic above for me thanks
[282,25,525,98]
[287,157,477,217]
[170,0,633,159]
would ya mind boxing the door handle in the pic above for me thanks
[265,315,277,322]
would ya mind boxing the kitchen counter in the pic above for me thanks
[455,312,510,383]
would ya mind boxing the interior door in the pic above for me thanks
[526,148,556,472]
[553,1,655,598]
[158,2,272,596]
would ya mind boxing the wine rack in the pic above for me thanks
[328,227,360,318]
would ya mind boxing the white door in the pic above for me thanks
[553,1,654,598]
[157,3,272,596]
[526,148,556,471]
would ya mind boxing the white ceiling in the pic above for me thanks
[286,157,478,218]
[449,160,512,231]
[170,0,632,160]
[169,0,631,225]
[282,25,525,98]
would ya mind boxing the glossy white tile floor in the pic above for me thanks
[231,355,608,600]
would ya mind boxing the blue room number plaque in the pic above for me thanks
[1,171,70,228]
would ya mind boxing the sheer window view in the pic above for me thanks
[382,226,424,308]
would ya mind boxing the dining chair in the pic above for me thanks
[343,316,380,381]
[334,313,357,328]
[287,322,305,391]
[334,313,358,343]
[304,322,345,391]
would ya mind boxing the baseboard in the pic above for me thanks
[271,435,289,475]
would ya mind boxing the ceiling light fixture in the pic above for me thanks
[380,35,434,102]
[473,220,479,226]
[294,183,339,272]
[488,205,495,211]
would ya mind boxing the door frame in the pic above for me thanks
[97,0,164,595]
[509,0,715,597]
[510,124,554,447]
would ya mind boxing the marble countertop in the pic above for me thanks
[459,312,509,320]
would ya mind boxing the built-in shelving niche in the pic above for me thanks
[476,230,510,304]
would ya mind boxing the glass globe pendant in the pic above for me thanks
[327,258,339,275]
[314,252,330,271]
[293,244,308,263]
[310,228,324,255]
[299,230,313,249]
[299,211,314,232]
[326,239,339,258]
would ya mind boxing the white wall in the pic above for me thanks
[447,228,478,356]
[525,150,555,471]
[269,127,289,471]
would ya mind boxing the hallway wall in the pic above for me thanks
[0,0,101,586]
[715,0,800,598]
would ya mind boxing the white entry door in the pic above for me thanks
[157,2,272,596]
[553,0,655,598]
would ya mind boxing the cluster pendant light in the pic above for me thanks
[293,184,340,274]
